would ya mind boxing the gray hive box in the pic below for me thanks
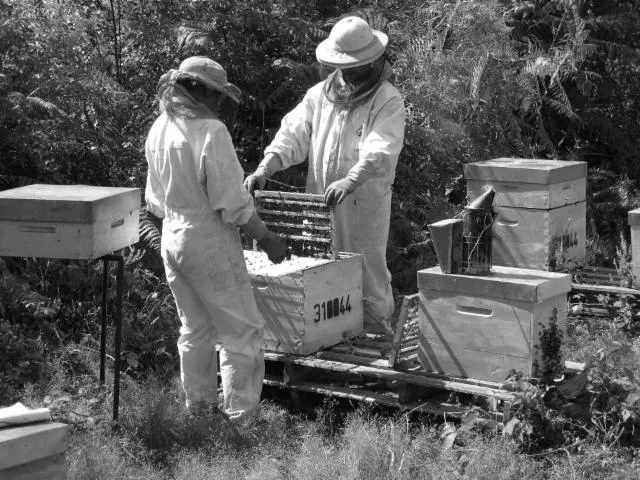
[465,158,587,270]
[245,250,363,354]
[0,184,140,259]
[0,421,69,480]
[417,265,572,381]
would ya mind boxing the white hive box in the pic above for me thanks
[244,250,363,355]
[628,208,640,287]
[465,158,587,270]
[417,265,571,382]
[0,184,140,259]
[0,421,69,480]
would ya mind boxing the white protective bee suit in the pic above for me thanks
[145,112,265,419]
[262,72,406,331]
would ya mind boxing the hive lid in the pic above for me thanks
[0,184,140,223]
[464,158,587,184]
[628,208,640,226]
[418,265,572,302]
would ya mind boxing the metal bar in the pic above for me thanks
[113,254,124,421]
[99,258,109,385]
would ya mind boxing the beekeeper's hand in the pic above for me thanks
[324,178,357,207]
[258,231,288,264]
[243,166,270,195]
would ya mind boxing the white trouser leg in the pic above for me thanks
[165,267,218,412]
[219,329,265,420]
[188,278,265,420]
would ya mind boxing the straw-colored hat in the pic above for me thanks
[177,56,241,103]
[316,16,388,68]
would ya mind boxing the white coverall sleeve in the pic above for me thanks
[346,94,406,186]
[144,138,166,219]
[263,90,315,170]
[204,125,256,226]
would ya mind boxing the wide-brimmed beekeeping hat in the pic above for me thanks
[316,16,388,68]
[176,56,241,104]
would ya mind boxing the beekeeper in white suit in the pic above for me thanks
[245,17,406,335]
[145,56,287,420]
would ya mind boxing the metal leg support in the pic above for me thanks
[98,254,125,421]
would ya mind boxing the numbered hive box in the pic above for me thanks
[629,208,640,287]
[244,250,363,355]
[0,184,140,259]
[0,422,69,480]
[465,158,587,270]
[417,265,571,382]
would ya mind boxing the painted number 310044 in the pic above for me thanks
[313,295,352,323]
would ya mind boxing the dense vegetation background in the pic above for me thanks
[1,0,640,477]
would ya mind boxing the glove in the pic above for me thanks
[243,167,269,195]
[324,178,357,207]
[241,212,269,241]
[244,154,283,195]
[257,231,288,264]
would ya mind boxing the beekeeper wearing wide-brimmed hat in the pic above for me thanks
[244,17,406,335]
[145,56,287,420]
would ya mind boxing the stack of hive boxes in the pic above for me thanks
[416,158,583,382]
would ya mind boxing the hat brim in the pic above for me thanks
[178,72,241,104]
[316,30,388,68]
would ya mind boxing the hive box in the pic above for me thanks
[417,265,571,382]
[0,421,69,480]
[245,250,363,354]
[465,158,587,270]
[0,184,140,259]
[628,208,640,287]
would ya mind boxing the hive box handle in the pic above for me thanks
[455,305,493,317]
[19,225,56,233]
[111,218,125,228]
[495,218,519,227]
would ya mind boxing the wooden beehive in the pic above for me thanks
[0,184,140,260]
[465,158,586,270]
[245,191,363,354]
[245,250,363,354]
[0,422,69,480]
[417,265,571,382]
[628,208,640,287]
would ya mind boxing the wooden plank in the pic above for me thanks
[263,377,501,420]
[279,234,331,243]
[264,351,514,400]
[571,283,640,296]
[0,422,68,470]
[255,191,325,202]
[258,209,330,220]
[0,453,66,480]
[263,221,332,232]
[326,345,383,358]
